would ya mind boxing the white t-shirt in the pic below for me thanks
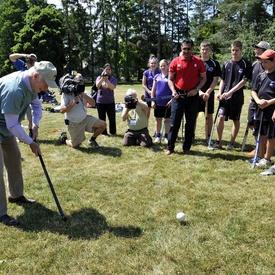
[61,92,88,123]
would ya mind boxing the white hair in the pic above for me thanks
[126,88,137,96]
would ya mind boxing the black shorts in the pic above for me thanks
[218,99,243,121]
[253,119,275,139]
[154,105,171,118]
[198,92,214,114]
[247,100,257,126]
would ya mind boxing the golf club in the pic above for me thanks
[252,111,263,169]
[208,104,219,149]
[38,154,67,221]
[205,100,208,140]
[181,110,185,141]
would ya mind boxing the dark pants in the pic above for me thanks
[97,103,116,135]
[167,94,199,151]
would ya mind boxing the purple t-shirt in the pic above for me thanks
[154,73,172,106]
[96,76,117,104]
[143,69,161,98]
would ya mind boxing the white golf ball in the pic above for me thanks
[176,212,186,221]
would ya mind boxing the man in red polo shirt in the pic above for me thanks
[165,39,206,155]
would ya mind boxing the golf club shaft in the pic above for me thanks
[208,104,219,149]
[38,154,66,220]
[252,111,263,169]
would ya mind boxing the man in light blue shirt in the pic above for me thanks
[0,61,58,226]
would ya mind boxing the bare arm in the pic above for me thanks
[60,97,79,114]
[9,53,28,62]
[81,92,95,106]
[222,79,247,100]
[168,73,178,99]
[142,75,151,95]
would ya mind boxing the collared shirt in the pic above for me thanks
[169,55,206,91]
[0,71,41,143]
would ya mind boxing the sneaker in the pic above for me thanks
[154,137,161,144]
[60,132,67,144]
[246,156,261,163]
[212,140,222,149]
[226,143,234,150]
[256,158,273,168]
[164,138,168,144]
[205,138,214,146]
[260,166,275,176]
[88,139,99,148]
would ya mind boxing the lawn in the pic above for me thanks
[0,84,274,275]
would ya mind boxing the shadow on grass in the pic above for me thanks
[77,146,122,157]
[17,203,142,240]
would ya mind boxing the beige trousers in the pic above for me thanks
[0,136,24,216]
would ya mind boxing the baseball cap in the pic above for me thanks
[253,41,270,50]
[257,49,275,60]
[34,61,57,88]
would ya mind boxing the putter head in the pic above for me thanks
[62,215,67,222]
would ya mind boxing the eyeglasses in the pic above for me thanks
[182,47,192,51]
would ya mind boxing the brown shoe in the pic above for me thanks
[183,149,192,155]
[8,195,36,204]
[164,149,174,155]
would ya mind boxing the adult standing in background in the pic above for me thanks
[96,63,117,136]
[142,55,161,120]
[197,41,221,143]
[165,39,207,155]
[9,52,37,138]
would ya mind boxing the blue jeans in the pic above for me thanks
[167,94,199,151]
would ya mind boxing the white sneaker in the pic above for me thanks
[246,156,261,163]
[154,137,161,144]
[164,138,168,144]
[260,166,275,176]
[256,158,273,168]
[226,143,234,150]
[212,140,222,149]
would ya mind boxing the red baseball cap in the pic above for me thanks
[257,49,275,60]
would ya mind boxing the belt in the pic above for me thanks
[176,89,189,95]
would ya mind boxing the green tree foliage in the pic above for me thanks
[0,0,274,81]
[0,0,28,75]
[12,5,65,76]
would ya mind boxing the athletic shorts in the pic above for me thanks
[247,100,257,126]
[198,92,214,114]
[253,119,275,139]
[154,106,171,119]
[67,115,98,147]
[218,100,243,121]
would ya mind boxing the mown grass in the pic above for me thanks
[0,84,275,275]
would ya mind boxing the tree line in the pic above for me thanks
[0,0,275,82]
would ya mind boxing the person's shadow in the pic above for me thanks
[17,203,142,240]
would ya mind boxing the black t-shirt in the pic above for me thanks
[252,70,275,121]
[201,58,221,92]
[221,58,252,102]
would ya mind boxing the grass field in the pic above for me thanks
[1,84,275,275]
